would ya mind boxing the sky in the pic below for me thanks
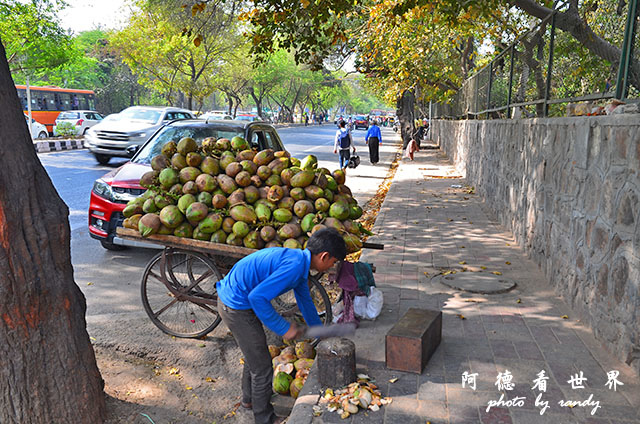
[58,0,130,34]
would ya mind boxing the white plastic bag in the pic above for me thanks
[353,295,368,319]
[353,288,384,320]
[364,287,383,320]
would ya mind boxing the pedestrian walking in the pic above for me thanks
[334,120,355,170]
[365,119,382,165]
[216,228,347,424]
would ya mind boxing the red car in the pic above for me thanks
[89,119,285,250]
[354,115,369,130]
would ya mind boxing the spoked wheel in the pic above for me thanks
[272,273,333,326]
[141,249,222,338]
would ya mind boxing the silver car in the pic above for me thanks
[53,110,104,136]
[85,106,195,164]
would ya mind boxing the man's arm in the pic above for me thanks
[293,283,322,328]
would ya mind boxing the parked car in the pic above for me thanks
[53,110,104,136]
[24,114,48,139]
[84,106,196,165]
[235,113,261,122]
[88,119,286,250]
[200,111,233,120]
[354,115,369,130]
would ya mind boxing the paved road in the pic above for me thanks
[39,124,399,319]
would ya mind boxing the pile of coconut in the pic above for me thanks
[270,341,315,398]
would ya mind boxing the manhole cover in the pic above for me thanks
[433,272,516,294]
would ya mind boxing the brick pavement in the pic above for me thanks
[301,144,640,424]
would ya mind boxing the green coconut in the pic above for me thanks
[198,213,223,233]
[273,372,293,395]
[159,205,184,229]
[173,222,193,238]
[177,137,198,156]
[300,154,318,170]
[329,202,350,220]
[273,208,293,223]
[210,229,227,244]
[177,194,197,214]
[283,239,302,249]
[138,213,161,237]
[300,213,316,233]
[230,205,257,224]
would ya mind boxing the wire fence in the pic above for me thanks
[433,0,639,119]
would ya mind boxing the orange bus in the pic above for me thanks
[15,85,96,134]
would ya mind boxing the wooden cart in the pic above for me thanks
[116,227,382,339]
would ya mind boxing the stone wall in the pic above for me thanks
[431,115,640,375]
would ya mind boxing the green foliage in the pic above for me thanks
[1,0,74,74]
[111,0,243,109]
[54,121,77,137]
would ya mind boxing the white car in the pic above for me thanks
[24,114,48,139]
[53,110,104,136]
[200,111,233,120]
[84,106,196,165]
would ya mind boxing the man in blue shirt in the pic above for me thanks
[217,228,347,424]
[365,120,382,164]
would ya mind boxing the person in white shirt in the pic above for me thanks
[333,120,356,170]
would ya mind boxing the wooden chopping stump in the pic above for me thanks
[316,337,356,388]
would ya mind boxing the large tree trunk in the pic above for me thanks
[396,89,416,150]
[0,41,106,423]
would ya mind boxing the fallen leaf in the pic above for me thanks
[169,368,180,375]
[460,246,465,248]
[516,299,522,303]
[457,314,466,320]
[492,271,502,275]
[458,261,466,265]
[185,386,193,390]
[448,218,453,222]
[205,377,215,383]
[240,358,245,365]
[480,266,487,270]
[506,243,510,246]
[561,315,569,319]
[505,261,511,265]
[87,282,93,286]
[89,336,97,341]
[197,343,206,348]
[389,378,398,383]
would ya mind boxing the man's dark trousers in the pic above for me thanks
[219,302,278,424]
[367,136,379,164]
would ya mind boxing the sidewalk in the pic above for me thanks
[292,144,640,423]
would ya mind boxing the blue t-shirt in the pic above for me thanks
[216,247,322,335]
[365,125,382,142]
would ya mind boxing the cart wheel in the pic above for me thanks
[272,274,333,325]
[141,250,222,338]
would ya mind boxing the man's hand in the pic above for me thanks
[333,149,337,154]
[283,323,306,341]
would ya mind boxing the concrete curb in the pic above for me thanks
[286,361,321,424]
[35,138,85,153]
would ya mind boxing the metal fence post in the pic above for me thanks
[616,0,638,99]
[507,45,515,118]
[543,12,557,117]
[486,61,493,116]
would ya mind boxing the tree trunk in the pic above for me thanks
[396,89,416,150]
[0,41,106,423]
[248,87,263,119]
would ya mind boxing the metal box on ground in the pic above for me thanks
[385,308,442,374]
